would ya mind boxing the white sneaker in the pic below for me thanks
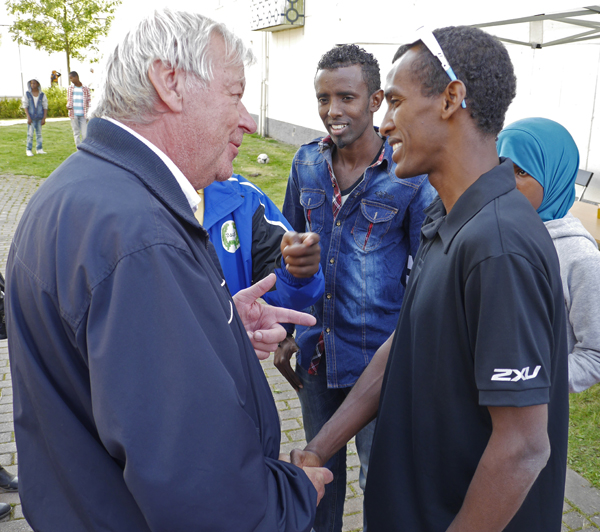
[36,149,46,155]
[26,150,33,157]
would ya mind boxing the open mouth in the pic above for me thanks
[390,140,403,154]
[330,124,348,133]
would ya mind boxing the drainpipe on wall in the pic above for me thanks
[259,31,269,137]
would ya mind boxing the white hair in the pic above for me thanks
[93,10,254,123]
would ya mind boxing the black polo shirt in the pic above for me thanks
[365,158,568,532]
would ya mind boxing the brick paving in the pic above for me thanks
[0,173,597,531]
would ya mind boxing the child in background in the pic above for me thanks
[21,79,47,157]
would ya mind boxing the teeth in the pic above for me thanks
[392,142,403,152]
[331,125,346,130]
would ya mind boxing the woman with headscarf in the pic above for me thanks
[497,117,600,393]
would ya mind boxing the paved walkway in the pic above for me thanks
[0,173,598,531]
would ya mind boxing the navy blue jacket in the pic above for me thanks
[6,118,316,531]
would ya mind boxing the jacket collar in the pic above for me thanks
[423,157,515,252]
[202,176,246,230]
[80,118,205,235]
[318,127,391,172]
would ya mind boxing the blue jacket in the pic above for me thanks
[283,133,437,388]
[24,79,46,121]
[204,174,323,310]
[6,117,317,532]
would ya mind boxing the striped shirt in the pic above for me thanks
[72,87,84,117]
[67,85,91,119]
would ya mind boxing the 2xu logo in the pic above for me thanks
[491,366,542,382]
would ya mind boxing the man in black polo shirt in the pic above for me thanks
[291,25,568,532]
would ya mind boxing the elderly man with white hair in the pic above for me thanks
[6,10,331,532]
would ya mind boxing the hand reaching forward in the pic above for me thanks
[304,466,333,505]
[274,335,303,391]
[279,453,333,505]
[233,274,317,359]
[291,448,325,469]
[281,232,321,278]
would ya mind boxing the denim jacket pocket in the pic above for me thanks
[300,189,327,234]
[352,200,398,252]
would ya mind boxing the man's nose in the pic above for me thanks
[239,101,257,134]
[379,107,393,137]
[327,101,342,119]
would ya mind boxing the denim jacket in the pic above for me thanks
[283,133,437,388]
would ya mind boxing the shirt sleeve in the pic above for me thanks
[42,94,48,110]
[84,243,316,531]
[562,240,600,392]
[254,163,324,310]
[464,253,555,407]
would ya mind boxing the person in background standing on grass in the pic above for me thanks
[66,71,91,147]
[497,117,600,393]
[21,79,47,157]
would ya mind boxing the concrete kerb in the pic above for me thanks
[0,118,70,127]
[0,174,598,531]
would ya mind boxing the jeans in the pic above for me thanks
[296,361,375,532]
[26,120,43,151]
[71,116,88,146]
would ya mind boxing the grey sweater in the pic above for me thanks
[545,213,600,392]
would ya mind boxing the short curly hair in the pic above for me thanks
[317,44,381,96]
[393,26,516,137]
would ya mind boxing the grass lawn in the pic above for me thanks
[0,120,77,179]
[1,119,600,489]
[569,384,600,489]
[232,133,298,209]
[0,123,294,207]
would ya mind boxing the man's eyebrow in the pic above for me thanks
[316,90,358,98]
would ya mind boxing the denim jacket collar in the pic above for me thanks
[317,127,390,174]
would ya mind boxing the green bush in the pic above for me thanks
[0,98,25,119]
[45,86,67,118]
[0,85,67,119]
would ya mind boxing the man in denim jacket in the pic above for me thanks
[276,44,436,532]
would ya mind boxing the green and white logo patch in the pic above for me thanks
[221,220,240,253]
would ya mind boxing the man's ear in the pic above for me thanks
[370,89,384,113]
[148,60,185,113]
[441,80,466,120]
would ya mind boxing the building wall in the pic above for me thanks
[221,0,600,192]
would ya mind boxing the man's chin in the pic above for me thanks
[215,171,232,182]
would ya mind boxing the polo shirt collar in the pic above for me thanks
[422,157,515,252]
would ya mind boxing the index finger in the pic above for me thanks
[274,308,317,327]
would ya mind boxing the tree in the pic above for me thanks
[6,0,121,74]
